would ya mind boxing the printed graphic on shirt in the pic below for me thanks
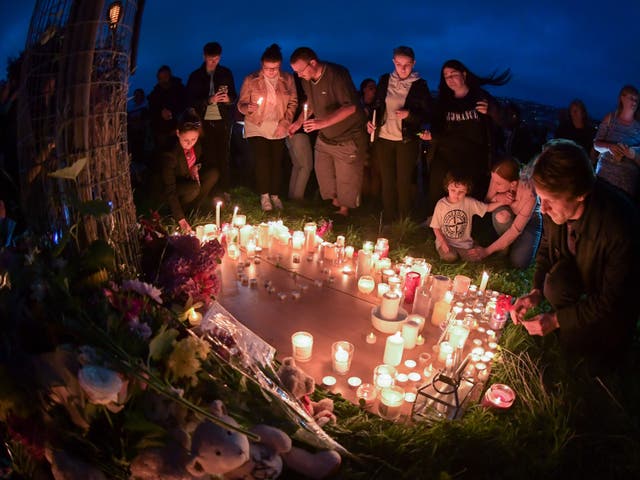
[446,110,479,122]
[442,209,468,239]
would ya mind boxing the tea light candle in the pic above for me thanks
[401,318,420,349]
[342,265,353,275]
[378,385,404,420]
[383,332,404,366]
[187,307,202,326]
[416,334,425,346]
[395,373,408,385]
[404,391,417,403]
[377,282,390,298]
[475,362,489,381]
[431,291,453,327]
[356,383,377,406]
[331,341,354,375]
[488,341,498,350]
[347,376,362,388]
[404,359,417,369]
[373,364,396,389]
[291,331,313,363]
[233,214,246,228]
[407,372,421,385]
[366,332,377,344]
[482,383,516,410]
[438,341,454,364]
[479,271,489,292]
[291,230,304,250]
[322,376,337,387]
[380,291,402,320]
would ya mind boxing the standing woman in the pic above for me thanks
[555,99,595,156]
[368,46,432,222]
[424,59,510,217]
[237,44,298,211]
[593,85,640,200]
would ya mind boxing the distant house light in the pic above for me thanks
[108,2,123,30]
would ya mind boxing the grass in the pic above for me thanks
[141,186,640,479]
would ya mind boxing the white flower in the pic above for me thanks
[121,279,163,304]
[78,365,123,405]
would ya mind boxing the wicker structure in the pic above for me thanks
[17,0,145,271]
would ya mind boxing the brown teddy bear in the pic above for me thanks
[277,357,336,427]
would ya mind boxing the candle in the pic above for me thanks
[404,359,417,369]
[344,245,355,259]
[377,282,390,298]
[356,249,373,278]
[203,223,216,242]
[347,376,362,388]
[257,96,264,106]
[374,237,389,258]
[187,307,202,326]
[357,275,375,295]
[438,341,454,364]
[481,383,516,410]
[406,313,425,333]
[407,371,421,384]
[239,225,253,247]
[291,331,313,363]
[479,271,489,292]
[403,271,421,304]
[365,332,377,345]
[227,243,240,260]
[331,341,354,375]
[404,392,417,403]
[322,376,337,387]
[416,334,425,346]
[381,268,396,284]
[395,373,408,385]
[302,222,316,253]
[356,383,377,406]
[370,109,376,143]
[401,318,420,349]
[452,275,471,296]
[303,103,308,121]
[195,225,205,242]
[378,385,404,420]
[380,291,401,320]
[362,240,374,254]
[388,275,402,294]
[246,238,256,257]
[448,324,470,349]
[291,230,304,250]
[373,364,397,389]
[475,362,489,381]
[383,332,405,366]
[375,257,392,273]
[231,206,238,226]
[215,201,222,228]
[431,291,453,327]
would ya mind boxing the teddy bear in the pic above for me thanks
[277,357,336,427]
[185,400,341,479]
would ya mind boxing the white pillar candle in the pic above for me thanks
[257,222,269,248]
[479,271,489,292]
[380,291,401,320]
[438,341,454,364]
[291,230,304,250]
[331,341,354,375]
[231,206,239,226]
[378,385,404,420]
[215,201,222,228]
[406,313,425,333]
[381,268,396,284]
[303,222,316,253]
[370,109,376,143]
[239,225,253,247]
[291,331,313,363]
[401,318,420,350]
[383,331,404,366]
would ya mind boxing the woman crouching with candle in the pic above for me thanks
[161,109,219,233]
[468,156,542,268]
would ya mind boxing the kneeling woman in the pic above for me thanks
[162,110,219,233]
[468,157,542,268]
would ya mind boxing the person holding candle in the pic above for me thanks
[367,46,433,223]
[161,110,219,233]
[430,172,507,262]
[289,47,367,217]
[237,44,298,211]
[286,75,314,201]
[468,156,542,268]
[511,140,640,368]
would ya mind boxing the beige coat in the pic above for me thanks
[237,71,298,130]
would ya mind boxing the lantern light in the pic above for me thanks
[108,2,123,30]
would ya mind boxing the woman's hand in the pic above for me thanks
[366,121,376,134]
[475,100,489,115]
[419,130,432,141]
[494,191,515,204]
[395,109,409,120]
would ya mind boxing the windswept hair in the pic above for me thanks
[532,139,595,198]
[261,43,282,63]
[438,59,511,99]
[290,47,318,64]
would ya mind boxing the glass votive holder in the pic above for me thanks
[331,341,354,375]
[475,362,489,382]
[356,383,377,407]
[373,364,397,390]
[452,274,471,296]
[291,331,313,363]
[377,282,390,298]
[481,383,516,410]
[378,385,405,420]
[358,275,376,294]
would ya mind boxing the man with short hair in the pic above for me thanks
[511,139,640,367]
[147,65,186,151]
[186,42,236,199]
[289,47,366,216]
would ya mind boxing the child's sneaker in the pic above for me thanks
[270,195,283,210]
[260,194,273,211]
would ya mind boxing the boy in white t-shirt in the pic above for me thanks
[430,172,505,262]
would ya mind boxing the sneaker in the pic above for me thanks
[270,195,283,210]
[260,194,273,211]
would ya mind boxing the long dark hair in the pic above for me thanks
[438,59,511,99]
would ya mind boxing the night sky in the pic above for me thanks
[2,1,638,119]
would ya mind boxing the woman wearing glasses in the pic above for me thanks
[237,44,298,211]
[161,109,219,233]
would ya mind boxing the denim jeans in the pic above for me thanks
[492,206,542,268]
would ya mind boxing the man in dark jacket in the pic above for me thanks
[147,65,187,151]
[511,139,640,368]
[186,42,236,198]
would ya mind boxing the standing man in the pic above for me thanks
[511,140,640,368]
[148,65,187,152]
[289,47,366,217]
[187,42,236,200]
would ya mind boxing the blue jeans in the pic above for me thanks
[492,206,542,268]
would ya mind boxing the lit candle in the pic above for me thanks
[227,243,240,260]
[256,96,264,106]
[231,206,238,226]
[431,291,453,327]
[303,222,316,253]
[401,318,420,350]
[239,225,253,247]
[438,341,454,364]
[195,225,205,243]
[380,291,401,320]
[475,362,489,381]
[395,373,408,386]
[215,201,222,228]
[452,275,471,296]
[404,392,417,403]
[373,364,397,389]
[383,332,404,366]
[416,334,425,346]
[344,245,355,259]
[370,110,377,143]
[356,383,377,406]
[358,275,375,295]
[407,371,421,384]
[374,237,389,258]
[187,307,202,326]
[479,271,489,292]
[377,282,390,298]
[347,376,362,388]
[448,324,470,349]
[406,313,425,333]
[322,376,337,387]
[203,223,216,242]
[404,359,417,369]
[331,341,354,375]
[303,103,308,121]
[246,238,256,257]
[257,222,269,248]
[481,383,516,410]
[291,230,304,250]
[366,332,377,344]
[378,385,404,420]
[403,271,421,304]
[291,331,313,363]
[381,268,396,284]
[362,240,374,254]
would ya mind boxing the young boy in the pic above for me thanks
[430,172,505,262]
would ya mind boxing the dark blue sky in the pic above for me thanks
[2,1,639,119]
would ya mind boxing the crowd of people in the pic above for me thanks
[1,43,640,366]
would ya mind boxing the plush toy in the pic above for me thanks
[186,400,341,480]
[277,357,336,427]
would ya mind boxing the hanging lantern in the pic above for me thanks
[107,1,123,30]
